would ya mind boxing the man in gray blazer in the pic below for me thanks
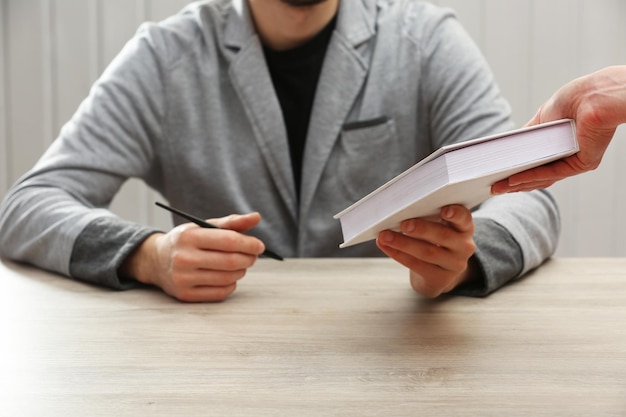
[0,0,560,302]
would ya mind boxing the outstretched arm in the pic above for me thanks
[492,65,626,194]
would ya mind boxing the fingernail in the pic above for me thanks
[403,220,415,232]
[444,206,454,219]
[381,231,394,243]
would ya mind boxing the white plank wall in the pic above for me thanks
[0,0,625,256]
[0,1,7,195]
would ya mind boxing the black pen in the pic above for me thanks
[155,202,283,261]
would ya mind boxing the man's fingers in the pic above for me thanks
[169,263,247,287]
[173,282,239,303]
[208,212,262,232]
[180,226,265,257]
[494,181,558,194]
[378,231,453,270]
[440,205,474,233]
[491,158,580,194]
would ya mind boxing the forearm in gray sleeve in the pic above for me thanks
[452,217,524,297]
[69,217,163,290]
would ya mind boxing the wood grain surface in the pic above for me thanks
[1,257,625,416]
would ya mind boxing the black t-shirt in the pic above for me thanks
[263,17,337,198]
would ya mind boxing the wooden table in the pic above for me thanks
[1,258,625,416]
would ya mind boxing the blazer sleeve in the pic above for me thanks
[0,23,168,283]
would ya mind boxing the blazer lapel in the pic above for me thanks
[225,1,298,220]
[299,0,376,220]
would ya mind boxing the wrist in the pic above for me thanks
[458,255,482,287]
[119,233,162,285]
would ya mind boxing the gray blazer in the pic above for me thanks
[0,0,560,294]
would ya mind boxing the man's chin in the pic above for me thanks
[280,0,328,7]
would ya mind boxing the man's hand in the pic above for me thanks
[492,65,626,194]
[120,212,266,302]
[376,205,478,298]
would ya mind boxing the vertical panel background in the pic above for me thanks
[1,0,625,256]
[0,1,7,193]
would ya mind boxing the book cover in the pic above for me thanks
[334,119,578,248]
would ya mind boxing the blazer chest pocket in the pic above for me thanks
[333,117,405,202]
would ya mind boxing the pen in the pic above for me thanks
[155,202,284,261]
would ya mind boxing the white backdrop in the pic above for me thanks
[1,0,625,256]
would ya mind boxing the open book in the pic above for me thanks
[334,119,578,248]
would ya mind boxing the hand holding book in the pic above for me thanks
[376,203,479,298]
[492,65,626,194]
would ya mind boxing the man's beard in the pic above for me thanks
[280,0,328,7]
